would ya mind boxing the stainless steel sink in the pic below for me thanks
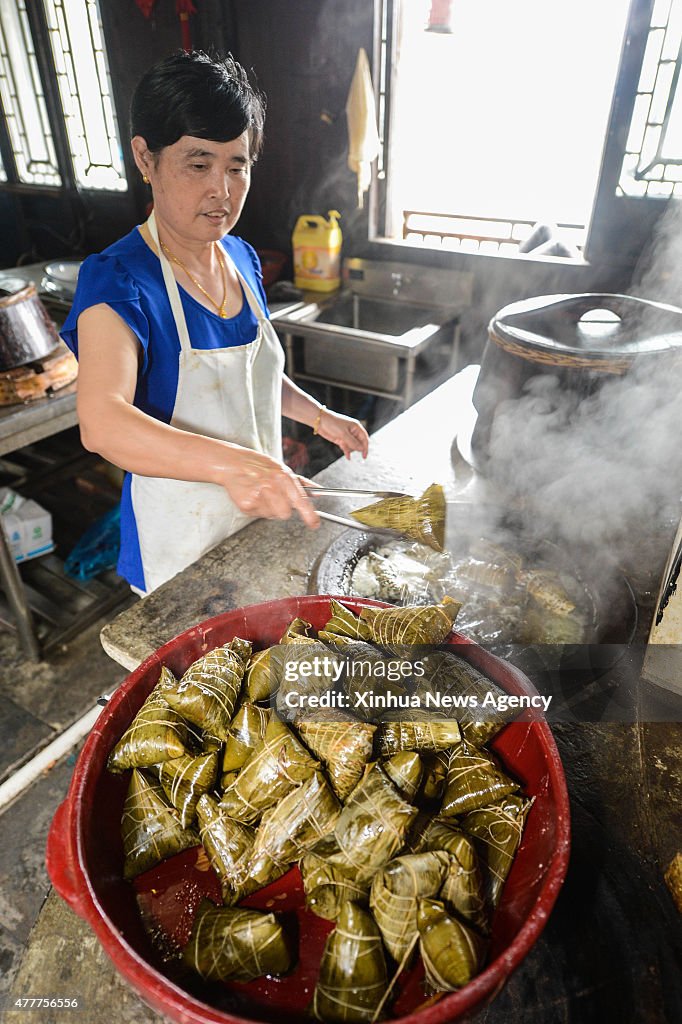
[275,292,448,343]
[271,258,472,405]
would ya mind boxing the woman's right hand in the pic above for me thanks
[216,447,320,528]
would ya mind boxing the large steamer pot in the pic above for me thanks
[46,596,570,1024]
[0,279,61,371]
[471,292,682,462]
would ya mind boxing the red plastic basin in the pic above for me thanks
[46,596,570,1024]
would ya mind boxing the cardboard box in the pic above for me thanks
[0,487,54,563]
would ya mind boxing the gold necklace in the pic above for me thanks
[160,240,229,318]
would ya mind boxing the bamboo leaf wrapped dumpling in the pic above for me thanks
[296,710,376,801]
[196,793,257,903]
[420,749,450,802]
[417,897,486,991]
[461,794,533,909]
[359,597,461,650]
[243,647,275,702]
[244,620,317,701]
[378,719,461,757]
[121,769,198,879]
[221,701,270,786]
[218,717,318,824]
[370,851,451,963]
[158,639,249,740]
[107,669,193,772]
[183,901,293,982]
[382,750,423,802]
[441,740,518,817]
[350,483,447,552]
[321,634,409,723]
[300,847,371,921]
[415,650,517,748]
[411,817,487,933]
[322,599,374,641]
[274,642,346,721]
[281,617,317,643]
[159,750,219,829]
[319,757,419,883]
[312,902,388,1023]
[248,771,341,887]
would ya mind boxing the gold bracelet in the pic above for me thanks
[312,405,326,435]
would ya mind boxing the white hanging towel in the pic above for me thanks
[345,48,381,209]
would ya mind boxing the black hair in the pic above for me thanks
[130,50,265,160]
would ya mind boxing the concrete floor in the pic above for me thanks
[0,608,135,1001]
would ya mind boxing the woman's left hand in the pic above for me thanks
[317,409,369,460]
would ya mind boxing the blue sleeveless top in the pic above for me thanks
[60,226,270,591]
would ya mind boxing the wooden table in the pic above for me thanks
[7,366,682,1024]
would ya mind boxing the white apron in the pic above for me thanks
[130,212,285,593]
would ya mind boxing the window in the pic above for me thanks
[0,0,127,192]
[0,0,62,186]
[376,0,634,257]
[619,0,682,196]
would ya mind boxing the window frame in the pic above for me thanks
[0,0,130,198]
[370,0,667,271]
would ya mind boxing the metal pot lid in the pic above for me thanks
[490,293,682,358]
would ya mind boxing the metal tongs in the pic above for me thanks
[303,485,410,536]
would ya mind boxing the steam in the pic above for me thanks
[631,197,682,308]
[482,201,682,589]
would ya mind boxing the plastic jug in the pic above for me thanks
[292,210,342,292]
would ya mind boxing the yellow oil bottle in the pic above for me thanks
[292,210,342,292]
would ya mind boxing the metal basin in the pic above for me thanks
[273,292,458,397]
[279,292,445,340]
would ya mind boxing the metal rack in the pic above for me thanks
[0,264,129,659]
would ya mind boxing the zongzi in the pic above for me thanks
[312,901,388,1022]
[417,897,486,991]
[121,769,198,879]
[183,901,293,982]
[350,483,446,552]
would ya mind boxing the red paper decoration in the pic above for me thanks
[132,0,197,49]
[132,0,157,17]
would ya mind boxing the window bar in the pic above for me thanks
[618,0,682,194]
[376,0,399,239]
[402,210,585,253]
[0,0,63,188]
[0,87,15,184]
[637,44,682,175]
[41,0,127,191]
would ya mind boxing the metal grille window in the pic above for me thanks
[619,0,682,196]
[376,0,632,257]
[0,0,62,186]
[43,0,126,191]
[0,0,126,192]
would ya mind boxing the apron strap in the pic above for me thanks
[147,211,267,354]
[147,210,193,353]
[219,247,268,324]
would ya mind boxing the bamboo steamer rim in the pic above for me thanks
[487,324,633,375]
[487,291,682,375]
[0,281,37,310]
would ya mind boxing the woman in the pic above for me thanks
[62,50,369,595]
